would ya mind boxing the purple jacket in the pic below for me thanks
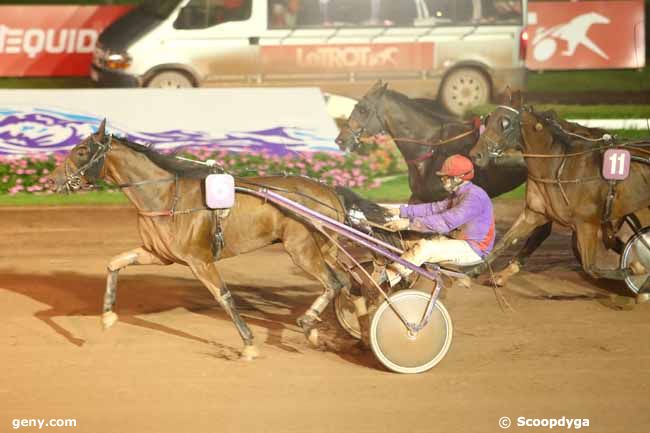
[399,182,495,257]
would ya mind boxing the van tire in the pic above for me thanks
[439,68,490,117]
[145,70,196,88]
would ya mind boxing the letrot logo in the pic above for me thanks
[296,46,399,69]
[532,12,611,62]
[0,25,97,58]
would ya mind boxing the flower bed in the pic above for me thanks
[0,147,405,196]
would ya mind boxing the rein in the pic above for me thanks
[403,127,479,165]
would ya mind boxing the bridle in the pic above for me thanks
[63,134,113,192]
[347,97,388,152]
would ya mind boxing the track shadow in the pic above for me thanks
[0,270,320,353]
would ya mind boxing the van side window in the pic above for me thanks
[268,0,521,29]
[174,0,252,29]
[453,0,523,25]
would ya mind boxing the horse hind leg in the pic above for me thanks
[282,225,347,345]
[188,260,258,360]
[102,247,171,330]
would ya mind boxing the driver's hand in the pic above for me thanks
[384,218,410,231]
[385,207,401,217]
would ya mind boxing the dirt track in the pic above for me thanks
[1,201,649,433]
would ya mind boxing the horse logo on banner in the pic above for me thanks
[532,12,611,62]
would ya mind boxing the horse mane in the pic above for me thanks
[384,90,459,124]
[113,136,215,179]
[533,109,607,148]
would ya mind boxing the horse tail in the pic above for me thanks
[334,186,404,250]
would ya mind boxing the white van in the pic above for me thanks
[92,0,528,115]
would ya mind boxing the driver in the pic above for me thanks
[380,154,495,287]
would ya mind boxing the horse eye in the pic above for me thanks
[357,106,367,114]
[501,118,510,130]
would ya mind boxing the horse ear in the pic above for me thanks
[370,80,383,93]
[511,90,523,109]
[96,118,107,140]
[501,86,512,105]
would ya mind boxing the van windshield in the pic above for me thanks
[141,0,184,19]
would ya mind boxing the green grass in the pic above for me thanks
[0,77,94,89]
[352,175,412,202]
[528,68,650,93]
[0,191,128,206]
[472,104,650,119]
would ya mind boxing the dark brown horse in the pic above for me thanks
[469,91,650,288]
[49,120,353,360]
[335,82,553,277]
[335,81,528,202]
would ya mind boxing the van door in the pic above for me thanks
[165,0,264,83]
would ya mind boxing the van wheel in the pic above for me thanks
[440,68,490,117]
[146,70,195,88]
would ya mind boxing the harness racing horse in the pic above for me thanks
[335,81,528,202]
[335,82,554,277]
[49,120,353,360]
[469,93,650,290]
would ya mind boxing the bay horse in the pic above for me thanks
[469,91,650,289]
[49,120,353,360]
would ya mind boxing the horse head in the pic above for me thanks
[470,88,526,168]
[49,118,112,193]
[335,80,389,155]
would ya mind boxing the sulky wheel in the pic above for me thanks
[334,292,361,339]
[620,226,650,294]
[369,290,452,374]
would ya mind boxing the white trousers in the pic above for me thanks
[386,236,482,286]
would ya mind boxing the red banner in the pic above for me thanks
[0,6,132,77]
[527,1,645,70]
[261,43,435,73]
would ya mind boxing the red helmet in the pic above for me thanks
[436,154,475,181]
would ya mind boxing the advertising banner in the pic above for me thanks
[0,6,132,77]
[527,1,645,70]
[261,42,435,73]
[0,88,340,156]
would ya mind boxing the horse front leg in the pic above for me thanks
[484,209,550,286]
[188,260,258,361]
[102,247,171,330]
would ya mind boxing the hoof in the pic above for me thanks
[630,261,647,276]
[102,311,118,330]
[307,328,319,347]
[636,293,650,304]
[241,345,259,361]
[455,275,472,288]
[491,262,520,287]
[297,313,320,334]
